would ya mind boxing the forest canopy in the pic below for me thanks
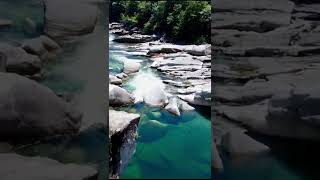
[110,1,211,44]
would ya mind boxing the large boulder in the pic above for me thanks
[0,153,98,180]
[109,110,140,178]
[109,110,140,138]
[184,44,211,56]
[123,60,141,74]
[0,43,41,76]
[22,35,61,61]
[147,44,184,55]
[0,73,82,138]
[109,84,134,106]
[109,75,122,85]
[44,0,98,43]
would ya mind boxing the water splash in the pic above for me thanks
[126,69,167,105]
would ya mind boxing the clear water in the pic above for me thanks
[109,33,212,179]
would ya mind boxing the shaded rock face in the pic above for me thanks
[213,0,320,140]
[109,110,140,178]
[0,153,98,180]
[109,84,134,106]
[212,141,224,173]
[0,19,12,28]
[0,52,6,72]
[22,35,61,61]
[0,73,82,138]
[44,0,98,43]
[0,43,41,76]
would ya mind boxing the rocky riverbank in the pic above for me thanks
[0,1,107,179]
[108,22,212,178]
[212,0,320,176]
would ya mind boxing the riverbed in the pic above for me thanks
[109,33,211,179]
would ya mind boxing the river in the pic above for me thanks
[109,33,211,179]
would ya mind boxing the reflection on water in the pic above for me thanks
[110,33,211,179]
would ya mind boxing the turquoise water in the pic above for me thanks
[109,33,212,179]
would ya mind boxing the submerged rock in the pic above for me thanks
[139,120,169,143]
[0,153,98,180]
[0,43,41,76]
[109,84,134,106]
[0,72,82,138]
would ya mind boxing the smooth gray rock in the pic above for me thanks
[109,110,140,137]
[165,97,180,116]
[0,43,41,75]
[215,99,320,140]
[44,0,98,43]
[212,11,291,33]
[184,44,211,56]
[214,0,294,13]
[0,153,98,180]
[109,75,122,85]
[222,130,270,157]
[109,110,140,178]
[123,60,141,74]
[22,35,61,61]
[109,84,134,106]
[0,73,82,138]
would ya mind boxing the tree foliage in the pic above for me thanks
[110,1,211,44]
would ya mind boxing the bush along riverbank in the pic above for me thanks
[212,0,320,179]
[0,1,107,180]
[109,22,212,179]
